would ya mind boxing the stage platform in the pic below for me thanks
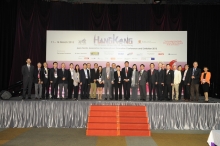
[0,96,220,130]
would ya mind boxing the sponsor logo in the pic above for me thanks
[118,52,124,55]
[84,57,89,60]
[90,57,96,59]
[90,52,99,55]
[158,53,164,55]
[78,39,86,45]
[138,40,156,44]
[163,40,183,46]
[111,57,116,60]
[94,34,133,45]
[151,57,155,60]
[168,53,177,55]
[136,53,142,56]
[127,52,133,55]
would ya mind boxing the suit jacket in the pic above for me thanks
[21,64,34,82]
[42,67,50,82]
[164,70,174,85]
[33,68,44,83]
[182,69,192,85]
[101,67,114,82]
[157,69,164,84]
[49,68,59,83]
[88,68,94,83]
[200,72,211,84]
[114,71,123,84]
[147,69,158,83]
[80,69,90,84]
[58,69,68,84]
[173,70,181,84]
[121,67,132,83]
[139,70,148,85]
[67,69,74,84]
[190,67,201,84]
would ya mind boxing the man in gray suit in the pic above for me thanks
[139,64,148,101]
[21,58,34,99]
[102,62,114,100]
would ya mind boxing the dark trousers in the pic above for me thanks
[157,83,164,100]
[149,82,156,100]
[179,80,184,100]
[111,84,115,100]
[51,82,58,99]
[139,84,146,100]
[190,81,199,100]
[184,84,190,100]
[115,83,122,100]
[164,83,172,100]
[74,85,79,99]
[68,79,74,99]
[42,79,49,99]
[87,83,91,98]
[81,79,88,99]
[22,78,33,98]
[123,82,131,100]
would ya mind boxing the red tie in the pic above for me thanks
[126,68,128,73]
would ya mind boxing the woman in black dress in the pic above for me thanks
[200,67,211,102]
[114,65,123,100]
[96,66,104,100]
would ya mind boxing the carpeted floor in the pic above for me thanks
[0,128,210,146]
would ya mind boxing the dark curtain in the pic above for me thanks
[0,0,219,90]
[0,0,17,91]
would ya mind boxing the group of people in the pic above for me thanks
[22,58,211,102]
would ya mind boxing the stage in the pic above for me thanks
[0,96,220,130]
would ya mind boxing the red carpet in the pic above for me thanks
[86,105,151,136]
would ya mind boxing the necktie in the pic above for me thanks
[167,70,169,74]
[38,69,40,79]
[126,68,128,73]
[28,65,30,72]
[151,70,153,75]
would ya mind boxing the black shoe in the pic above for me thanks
[28,97,31,99]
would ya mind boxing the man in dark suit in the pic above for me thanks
[178,65,184,100]
[157,62,165,101]
[49,62,59,99]
[80,63,90,99]
[164,64,174,101]
[21,58,34,99]
[33,62,44,99]
[67,63,74,99]
[58,63,68,99]
[42,62,50,99]
[147,63,158,101]
[139,64,148,101]
[182,64,192,101]
[122,61,132,100]
[87,63,92,99]
[111,63,116,100]
[190,61,201,101]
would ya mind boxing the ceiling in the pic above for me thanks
[44,0,220,4]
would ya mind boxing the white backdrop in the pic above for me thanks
[46,31,187,68]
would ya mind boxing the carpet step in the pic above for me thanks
[90,105,146,112]
[86,129,151,136]
[87,123,150,130]
[88,117,149,123]
[89,111,148,117]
